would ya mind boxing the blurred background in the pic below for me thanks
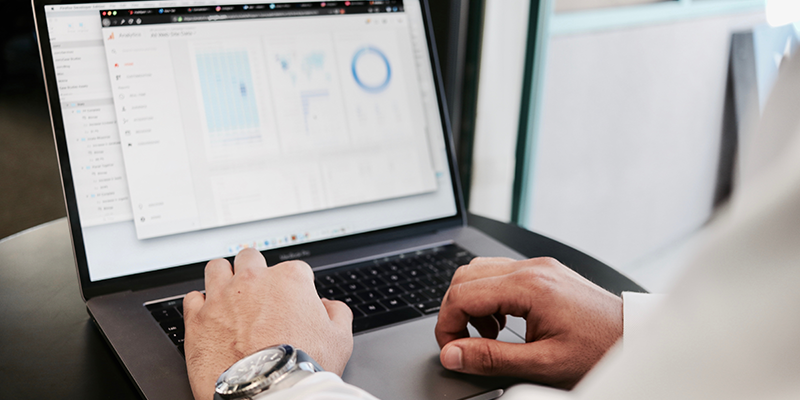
[2,0,796,291]
[0,1,65,240]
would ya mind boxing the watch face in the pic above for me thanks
[217,346,288,396]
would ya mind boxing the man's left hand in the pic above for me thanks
[183,248,354,400]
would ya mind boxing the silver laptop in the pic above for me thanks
[32,1,528,399]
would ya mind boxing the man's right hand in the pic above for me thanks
[435,257,623,389]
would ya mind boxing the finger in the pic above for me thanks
[204,258,233,297]
[436,275,533,348]
[442,258,519,306]
[440,338,561,380]
[451,257,550,287]
[322,298,354,331]
[233,248,268,274]
[182,290,205,326]
[469,315,501,339]
[448,258,520,290]
[270,260,315,287]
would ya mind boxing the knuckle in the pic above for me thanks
[536,256,560,268]
[468,256,486,266]
[475,341,500,373]
[290,260,313,279]
[518,267,556,293]
[277,260,314,281]
[446,282,464,304]
[451,265,470,283]
[237,266,259,280]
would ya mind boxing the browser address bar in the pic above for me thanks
[177,9,327,22]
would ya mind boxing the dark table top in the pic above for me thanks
[0,215,644,400]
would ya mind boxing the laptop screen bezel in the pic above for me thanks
[33,0,466,301]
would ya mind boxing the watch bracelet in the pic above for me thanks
[212,348,324,400]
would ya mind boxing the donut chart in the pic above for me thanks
[351,46,392,93]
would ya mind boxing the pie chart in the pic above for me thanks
[351,46,392,93]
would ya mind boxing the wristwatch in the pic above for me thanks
[213,344,324,400]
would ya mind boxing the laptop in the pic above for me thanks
[32,1,529,399]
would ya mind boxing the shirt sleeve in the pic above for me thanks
[621,291,664,350]
[257,372,379,400]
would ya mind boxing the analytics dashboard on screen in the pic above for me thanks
[45,0,457,281]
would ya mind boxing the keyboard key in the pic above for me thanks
[401,291,430,304]
[151,307,180,322]
[414,301,442,315]
[397,270,418,281]
[361,276,388,288]
[404,268,424,278]
[318,286,344,298]
[418,263,438,276]
[429,260,450,273]
[160,319,184,334]
[399,281,424,292]
[381,263,403,274]
[378,285,403,297]
[320,275,338,286]
[379,297,407,310]
[332,293,362,305]
[356,301,387,316]
[336,269,365,282]
[163,299,183,308]
[146,299,182,311]
[340,281,366,293]
[355,289,382,301]
[352,307,422,333]
[350,306,366,318]
[168,331,185,346]
[417,276,439,288]
[384,273,403,283]
[421,286,446,301]
[439,269,456,280]
[362,266,383,277]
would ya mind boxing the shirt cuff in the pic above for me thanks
[621,291,664,350]
[257,372,379,400]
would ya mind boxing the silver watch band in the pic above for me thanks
[213,349,323,400]
[294,349,324,373]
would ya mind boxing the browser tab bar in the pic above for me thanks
[98,1,404,26]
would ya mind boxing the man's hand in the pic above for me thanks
[435,257,622,389]
[183,248,353,400]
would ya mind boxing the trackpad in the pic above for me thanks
[343,315,526,400]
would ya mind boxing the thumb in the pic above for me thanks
[321,298,353,330]
[440,338,556,378]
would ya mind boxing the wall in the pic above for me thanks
[468,0,530,222]
[526,11,766,270]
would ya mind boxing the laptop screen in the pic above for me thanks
[43,0,457,282]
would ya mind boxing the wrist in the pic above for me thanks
[213,344,324,400]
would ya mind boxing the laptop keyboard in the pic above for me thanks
[315,244,474,332]
[145,298,187,355]
[145,244,474,356]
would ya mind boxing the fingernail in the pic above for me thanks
[442,346,463,370]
